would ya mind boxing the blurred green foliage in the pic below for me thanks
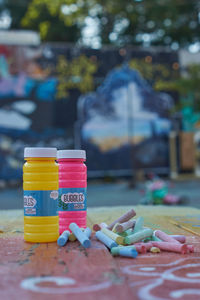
[155,64,200,107]
[56,54,98,98]
[1,0,200,47]
[129,58,179,88]
[155,64,200,117]
[155,64,200,96]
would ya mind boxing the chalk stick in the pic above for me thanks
[95,231,118,249]
[84,227,92,239]
[143,237,152,243]
[133,217,144,233]
[124,228,153,245]
[118,228,133,237]
[135,242,153,251]
[68,227,84,241]
[69,232,77,242]
[115,220,136,233]
[154,230,180,244]
[107,209,136,230]
[93,224,101,231]
[187,245,194,253]
[152,241,187,254]
[135,244,146,254]
[57,230,70,247]
[69,223,91,248]
[100,222,108,228]
[101,227,124,245]
[170,235,186,244]
[119,244,146,254]
[152,235,162,242]
[112,223,120,233]
[150,247,160,253]
[111,247,138,258]
[93,222,107,232]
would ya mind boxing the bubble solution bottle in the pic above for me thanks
[23,147,59,242]
[57,150,87,234]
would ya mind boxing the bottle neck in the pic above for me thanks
[25,157,56,162]
[58,158,85,163]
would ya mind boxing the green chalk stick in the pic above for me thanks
[118,228,133,237]
[124,228,153,245]
[152,235,162,242]
[133,217,144,234]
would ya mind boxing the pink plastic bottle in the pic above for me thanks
[57,150,87,234]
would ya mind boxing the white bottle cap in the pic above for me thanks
[24,147,57,158]
[57,150,86,160]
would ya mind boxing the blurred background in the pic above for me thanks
[0,0,200,209]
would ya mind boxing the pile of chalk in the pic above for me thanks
[93,208,194,258]
[57,223,92,248]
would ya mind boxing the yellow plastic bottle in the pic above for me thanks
[23,147,59,243]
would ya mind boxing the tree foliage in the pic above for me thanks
[1,0,200,47]
[155,64,200,96]
[155,64,200,113]
[56,54,98,98]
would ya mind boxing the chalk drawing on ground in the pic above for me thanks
[20,276,112,294]
[121,257,200,300]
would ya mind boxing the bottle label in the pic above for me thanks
[24,190,58,216]
[58,188,87,211]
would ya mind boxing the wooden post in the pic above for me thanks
[179,132,195,171]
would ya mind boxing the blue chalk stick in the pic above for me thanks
[95,231,118,249]
[84,227,92,239]
[118,248,138,258]
[57,230,70,247]
[69,223,91,248]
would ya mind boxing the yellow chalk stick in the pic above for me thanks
[150,247,160,253]
[69,232,77,242]
[101,227,124,245]
[112,223,120,233]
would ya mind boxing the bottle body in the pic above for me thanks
[23,155,59,243]
[58,158,87,234]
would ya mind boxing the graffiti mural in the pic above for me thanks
[0,45,75,180]
[0,44,177,180]
[76,65,174,176]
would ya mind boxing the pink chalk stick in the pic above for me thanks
[135,244,147,254]
[135,242,153,251]
[93,224,101,231]
[155,230,180,244]
[187,245,194,253]
[107,209,136,230]
[93,222,107,232]
[152,241,187,254]
[170,235,186,244]
[115,220,136,233]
